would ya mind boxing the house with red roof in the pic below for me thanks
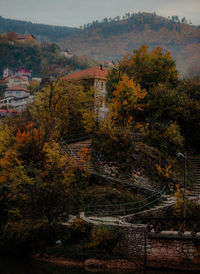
[5,75,29,88]
[15,67,32,79]
[4,85,30,98]
[64,66,109,120]
[3,67,32,80]
[17,34,36,43]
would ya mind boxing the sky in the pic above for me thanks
[0,0,200,27]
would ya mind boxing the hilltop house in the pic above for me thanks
[15,67,32,79]
[3,67,32,80]
[4,75,29,88]
[17,34,36,43]
[64,66,109,120]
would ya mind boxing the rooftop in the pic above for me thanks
[5,85,30,92]
[64,67,109,81]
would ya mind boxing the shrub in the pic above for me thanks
[68,218,92,243]
[89,225,121,253]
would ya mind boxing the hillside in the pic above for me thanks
[58,12,200,75]
[0,34,96,77]
[0,16,78,42]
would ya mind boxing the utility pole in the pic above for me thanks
[177,151,187,218]
[183,151,187,218]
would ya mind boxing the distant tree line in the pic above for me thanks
[81,12,192,37]
[0,16,78,42]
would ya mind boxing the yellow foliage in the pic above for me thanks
[0,124,15,157]
[43,141,68,171]
[173,187,189,216]
[0,149,21,184]
[165,122,184,147]
[156,164,172,178]
[112,74,146,128]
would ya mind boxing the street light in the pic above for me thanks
[177,151,187,218]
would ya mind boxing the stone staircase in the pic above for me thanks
[66,139,92,169]
[68,139,91,159]
[187,157,200,197]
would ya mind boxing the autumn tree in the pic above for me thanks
[111,74,146,128]
[106,45,178,99]
[31,78,89,141]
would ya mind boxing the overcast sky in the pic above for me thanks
[1,0,200,27]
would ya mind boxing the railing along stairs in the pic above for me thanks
[59,136,167,217]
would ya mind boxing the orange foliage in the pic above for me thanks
[16,127,41,146]
[112,74,146,127]
[77,146,91,170]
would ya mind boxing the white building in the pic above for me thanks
[0,95,34,112]
[0,85,34,111]
[5,76,29,88]
[4,85,30,98]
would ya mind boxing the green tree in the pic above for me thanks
[106,45,178,99]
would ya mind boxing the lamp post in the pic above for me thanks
[177,151,187,218]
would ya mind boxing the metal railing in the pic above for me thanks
[84,185,167,217]
[59,136,167,217]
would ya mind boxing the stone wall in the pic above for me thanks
[117,224,146,263]
[146,232,200,270]
[82,215,200,270]
[110,223,200,270]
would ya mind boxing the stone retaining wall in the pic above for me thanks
[146,232,200,270]
[109,223,200,270]
[81,215,200,270]
[117,224,146,262]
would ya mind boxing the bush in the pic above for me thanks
[89,225,121,253]
[67,218,92,243]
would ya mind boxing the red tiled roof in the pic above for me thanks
[5,75,29,81]
[17,35,35,40]
[15,67,32,73]
[5,85,29,92]
[64,67,109,80]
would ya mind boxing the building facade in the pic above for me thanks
[64,66,109,120]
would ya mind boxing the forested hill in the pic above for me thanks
[0,35,96,77]
[0,16,78,41]
[58,12,200,75]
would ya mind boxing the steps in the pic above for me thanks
[67,139,92,169]
[187,157,200,197]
